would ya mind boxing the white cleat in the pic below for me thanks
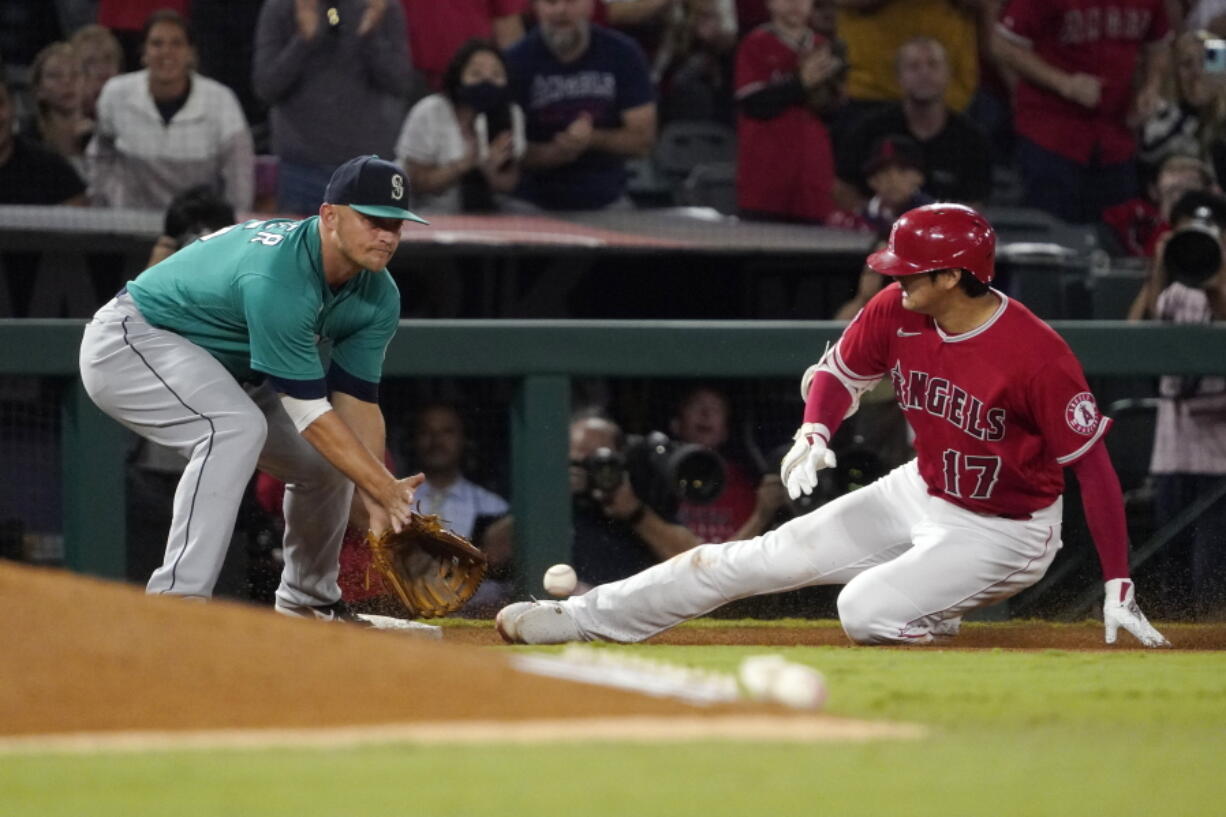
[495,601,536,643]
[932,616,962,638]
[495,600,587,645]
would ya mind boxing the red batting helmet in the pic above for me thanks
[866,203,996,284]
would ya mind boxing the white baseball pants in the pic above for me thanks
[566,460,1063,644]
[79,295,353,605]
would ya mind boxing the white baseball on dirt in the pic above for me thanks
[738,655,827,710]
[769,663,827,710]
[543,563,578,597]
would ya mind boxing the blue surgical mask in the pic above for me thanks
[455,81,509,114]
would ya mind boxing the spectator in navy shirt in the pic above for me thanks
[505,0,657,210]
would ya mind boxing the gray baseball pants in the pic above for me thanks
[79,293,352,606]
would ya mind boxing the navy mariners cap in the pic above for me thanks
[324,155,429,224]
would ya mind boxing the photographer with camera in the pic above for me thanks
[570,414,700,587]
[1128,188,1226,618]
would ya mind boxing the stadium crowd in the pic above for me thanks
[1,0,1224,618]
[0,0,1213,230]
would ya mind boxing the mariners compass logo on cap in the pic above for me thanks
[324,155,429,224]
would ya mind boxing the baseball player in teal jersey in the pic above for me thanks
[79,155,427,621]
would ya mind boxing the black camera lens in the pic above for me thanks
[583,447,625,498]
[668,444,726,504]
[1164,223,1222,287]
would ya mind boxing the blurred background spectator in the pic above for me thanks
[396,38,525,213]
[1104,152,1215,259]
[506,0,657,211]
[734,0,843,223]
[856,134,933,235]
[20,41,92,173]
[253,0,412,215]
[651,0,740,124]
[670,384,788,543]
[69,24,124,122]
[1128,189,1226,618]
[1140,29,1226,184]
[834,0,980,132]
[403,402,511,611]
[399,0,528,92]
[86,9,254,212]
[994,0,1170,224]
[836,35,991,210]
[567,413,698,586]
[0,67,87,204]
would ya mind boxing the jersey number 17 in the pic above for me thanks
[941,450,1002,500]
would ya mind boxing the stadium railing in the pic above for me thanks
[3,318,1225,601]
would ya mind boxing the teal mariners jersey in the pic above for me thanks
[127,217,400,385]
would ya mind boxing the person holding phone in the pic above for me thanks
[395,38,526,213]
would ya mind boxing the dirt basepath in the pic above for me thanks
[0,563,732,737]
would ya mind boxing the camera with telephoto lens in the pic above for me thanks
[578,431,726,517]
[1163,205,1223,288]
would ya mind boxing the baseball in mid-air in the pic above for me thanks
[543,563,578,597]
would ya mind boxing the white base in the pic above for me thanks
[355,614,443,639]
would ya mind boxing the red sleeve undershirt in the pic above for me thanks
[807,371,1129,580]
[802,371,854,428]
[1069,441,1131,581]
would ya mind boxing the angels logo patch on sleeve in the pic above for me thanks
[1065,392,1100,435]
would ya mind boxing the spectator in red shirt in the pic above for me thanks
[993,0,1171,224]
[399,0,528,91]
[734,0,843,223]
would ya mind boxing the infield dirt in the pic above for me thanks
[4,562,1222,743]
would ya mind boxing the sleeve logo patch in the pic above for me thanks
[1065,392,1100,435]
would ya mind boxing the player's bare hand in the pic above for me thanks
[294,0,321,40]
[369,473,425,533]
[1103,578,1170,647]
[357,0,388,37]
[1061,72,1101,108]
[780,423,837,500]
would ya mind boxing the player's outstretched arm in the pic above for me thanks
[298,407,415,533]
[1070,442,1170,647]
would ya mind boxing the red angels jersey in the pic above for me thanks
[734,25,834,221]
[997,0,1168,163]
[831,283,1111,517]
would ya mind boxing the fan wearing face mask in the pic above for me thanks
[395,38,526,212]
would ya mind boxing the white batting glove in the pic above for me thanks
[1103,578,1170,648]
[780,422,837,500]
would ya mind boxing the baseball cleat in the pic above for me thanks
[274,599,372,626]
[931,616,962,638]
[508,600,586,645]
[495,601,536,643]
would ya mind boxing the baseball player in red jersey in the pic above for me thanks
[498,204,1169,647]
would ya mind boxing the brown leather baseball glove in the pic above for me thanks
[365,514,487,618]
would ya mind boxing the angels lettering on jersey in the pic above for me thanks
[889,361,1007,442]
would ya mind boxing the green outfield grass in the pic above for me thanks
[4,639,1225,817]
